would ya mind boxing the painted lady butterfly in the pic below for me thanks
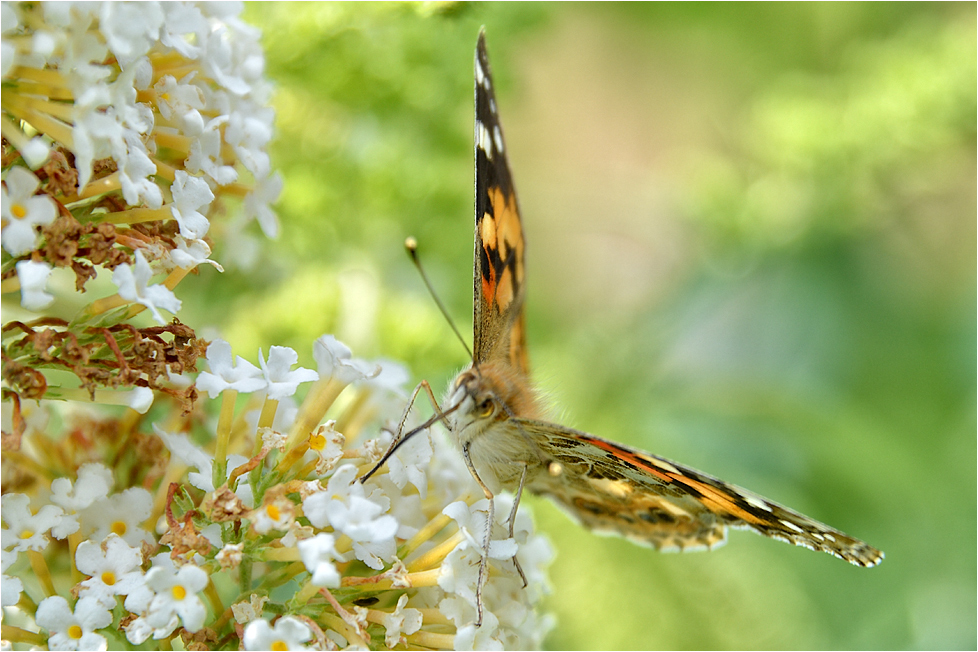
[374,30,883,626]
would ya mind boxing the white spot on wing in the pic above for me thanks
[745,495,772,512]
[477,122,493,160]
[493,126,504,153]
[475,58,485,85]
[651,458,680,474]
[781,519,805,533]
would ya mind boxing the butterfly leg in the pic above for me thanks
[461,441,494,628]
[393,380,442,449]
[505,463,528,588]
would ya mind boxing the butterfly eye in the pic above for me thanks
[477,398,494,417]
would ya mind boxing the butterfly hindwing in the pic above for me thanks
[474,31,528,374]
[517,419,884,566]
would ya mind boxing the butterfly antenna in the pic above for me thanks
[405,237,475,362]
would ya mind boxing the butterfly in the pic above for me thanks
[370,30,883,626]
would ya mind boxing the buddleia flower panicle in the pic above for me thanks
[2,333,555,650]
[2,4,554,650]
[2,0,283,430]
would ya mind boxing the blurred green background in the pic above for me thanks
[195,3,975,649]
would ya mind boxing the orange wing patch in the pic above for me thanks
[480,186,524,314]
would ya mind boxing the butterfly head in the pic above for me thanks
[448,362,540,442]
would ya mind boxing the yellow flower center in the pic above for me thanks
[172,584,187,601]
[309,433,326,451]
[111,521,127,536]
[271,640,289,651]
[266,504,281,520]
[68,625,83,640]
[11,203,27,219]
[19,529,34,540]
[101,571,117,586]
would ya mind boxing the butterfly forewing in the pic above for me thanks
[473,31,528,375]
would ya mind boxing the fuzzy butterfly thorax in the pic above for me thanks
[448,361,545,492]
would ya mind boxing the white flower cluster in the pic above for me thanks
[2,0,282,321]
[1,334,554,650]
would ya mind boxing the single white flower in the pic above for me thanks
[78,487,154,547]
[35,595,113,652]
[308,420,345,475]
[200,24,258,96]
[124,613,179,646]
[225,106,273,178]
[112,250,182,324]
[250,496,295,535]
[230,594,268,624]
[76,534,145,607]
[170,170,214,239]
[15,260,55,310]
[49,463,114,539]
[109,57,154,131]
[118,129,162,209]
[1,166,58,256]
[243,616,313,652]
[217,542,245,571]
[186,115,237,185]
[258,346,318,401]
[382,594,423,648]
[298,533,341,588]
[0,493,66,552]
[167,235,223,271]
[195,339,266,398]
[142,563,209,633]
[242,170,283,238]
[387,426,433,499]
[1,548,23,607]
[313,335,380,385]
